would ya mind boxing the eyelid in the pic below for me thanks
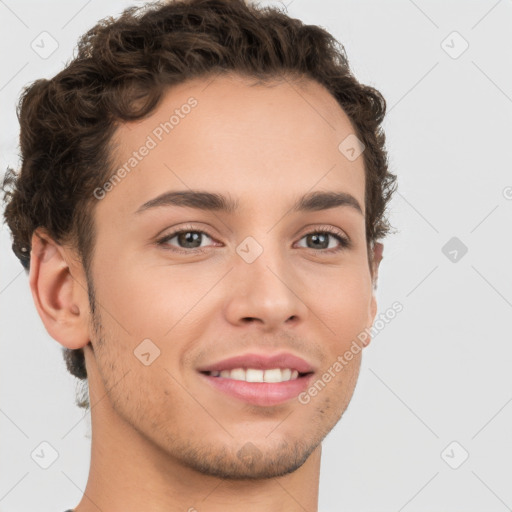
[295,225,352,252]
[155,223,219,253]
[156,223,351,253]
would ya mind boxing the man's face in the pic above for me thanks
[84,74,377,479]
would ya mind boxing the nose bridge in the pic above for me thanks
[235,230,288,286]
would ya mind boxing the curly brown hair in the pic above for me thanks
[2,0,397,401]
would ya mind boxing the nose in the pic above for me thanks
[223,245,310,332]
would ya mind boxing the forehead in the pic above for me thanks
[96,74,366,221]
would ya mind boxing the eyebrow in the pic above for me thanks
[134,190,363,216]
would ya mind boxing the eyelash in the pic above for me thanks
[156,224,351,255]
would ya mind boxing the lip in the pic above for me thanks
[196,352,316,374]
[196,352,316,407]
[199,372,315,406]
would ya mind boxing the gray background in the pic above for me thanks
[1,0,511,511]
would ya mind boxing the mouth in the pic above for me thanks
[201,367,310,382]
[197,352,316,406]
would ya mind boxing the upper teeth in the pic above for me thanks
[209,368,300,382]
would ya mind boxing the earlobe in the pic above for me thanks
[29,229,90,350]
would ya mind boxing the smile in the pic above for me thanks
[197,352,316,406]
[204,367,301,383]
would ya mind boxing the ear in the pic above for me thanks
[28,228,90,350]
[364,242,384,347]
[370,242,384,290]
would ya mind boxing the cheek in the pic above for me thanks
[91,255,215,388]
[307,266,372,341]
[93,251,194,341]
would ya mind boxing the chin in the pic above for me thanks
[174,437,319,480]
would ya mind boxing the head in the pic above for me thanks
[2,0,396,479]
